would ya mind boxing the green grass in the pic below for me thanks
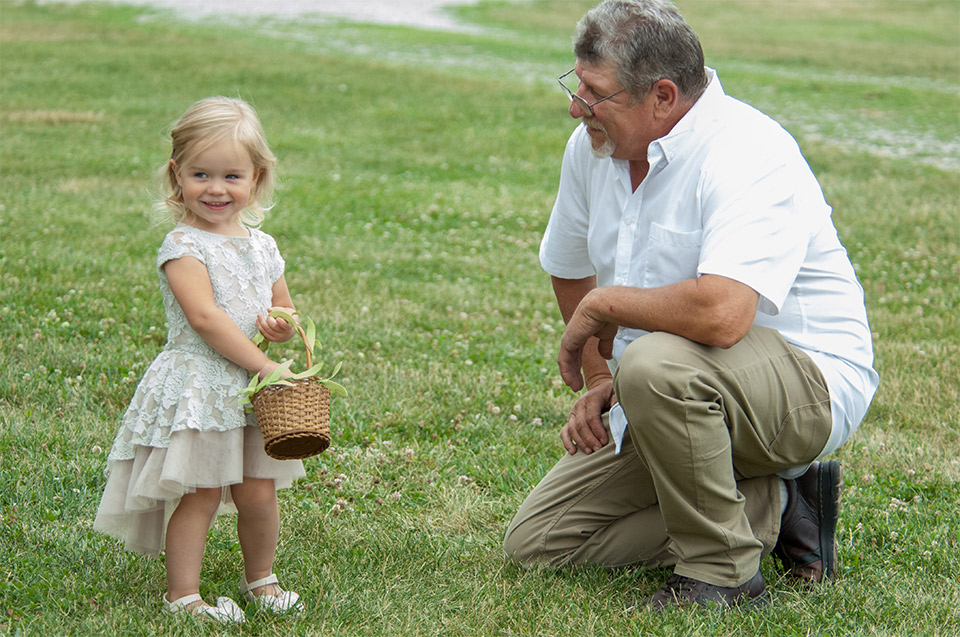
[1,0,958,634]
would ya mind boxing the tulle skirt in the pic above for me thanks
[93,425,305,557]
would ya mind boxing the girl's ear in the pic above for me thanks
[252,167,265,193]
[169,159,181,186]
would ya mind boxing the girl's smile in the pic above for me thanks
[172,138,258,235]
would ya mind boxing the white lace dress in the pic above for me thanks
[94,224,305,557]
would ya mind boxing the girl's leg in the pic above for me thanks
[165,488,223,604]
[231,477,281,596]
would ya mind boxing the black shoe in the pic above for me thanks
[773,460,842,583]
[637,571,767,611]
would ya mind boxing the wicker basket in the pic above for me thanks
[250,321,332,460]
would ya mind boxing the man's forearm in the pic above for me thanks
[578,276,759,349]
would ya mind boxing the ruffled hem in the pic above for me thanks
[93,426,305,557]
[112,350,252,455]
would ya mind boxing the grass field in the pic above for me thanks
[1,0,958,634]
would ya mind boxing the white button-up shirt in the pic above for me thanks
[540,69,879,463]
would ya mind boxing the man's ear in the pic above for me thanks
[650,79,679,119]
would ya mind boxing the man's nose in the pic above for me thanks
[569,95,589,119]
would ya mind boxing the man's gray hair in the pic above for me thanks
[573,0,708,100]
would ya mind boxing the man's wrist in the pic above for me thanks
[584,374,613,391]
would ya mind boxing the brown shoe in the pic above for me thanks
[638,571,767,611]
[773,460,843,583]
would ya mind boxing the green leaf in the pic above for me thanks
[268,308,298,326]
[292,362,324,380]
[265,360,294,382]
[304,316,317,353]
[319,379,348,397]
[251,330,269,351]
[237,373,263,406]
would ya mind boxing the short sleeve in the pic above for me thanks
[539,127,597,280]
[157,228,206,271]
[696,130,829,316]
[257,231,285,283]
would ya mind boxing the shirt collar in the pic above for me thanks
[650,67,723,163]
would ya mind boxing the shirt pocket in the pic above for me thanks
[642,222,702,288]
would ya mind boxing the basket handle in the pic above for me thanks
[242,311,346,403]
[294,319,313,369]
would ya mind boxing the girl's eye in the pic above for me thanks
[193,172,207,179]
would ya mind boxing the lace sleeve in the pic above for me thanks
[157,228,206,270]
[259,231,285,283]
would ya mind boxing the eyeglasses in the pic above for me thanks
[557,68,627,116]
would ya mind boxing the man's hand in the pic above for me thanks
[558,278,761,391]
[558,290,618,391]
[560,381,617,455]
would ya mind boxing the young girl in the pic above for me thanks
[94,96,304,623]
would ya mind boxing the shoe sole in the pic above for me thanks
[818,460,843,580]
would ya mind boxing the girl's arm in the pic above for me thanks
[164,255,283,377]
[256,275,296,343]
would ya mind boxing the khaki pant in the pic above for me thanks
[504,326,832,587]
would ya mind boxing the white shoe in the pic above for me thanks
[162,593,246,624]
[240,573,303,614]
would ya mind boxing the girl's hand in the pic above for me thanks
[258,359,293,380]
[256,306,296,343]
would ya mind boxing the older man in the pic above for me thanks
[503,0,878,610]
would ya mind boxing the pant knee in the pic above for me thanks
[502,523,539,567]
[615,332,697,404]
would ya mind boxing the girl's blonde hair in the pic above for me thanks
[157,96,276,226]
